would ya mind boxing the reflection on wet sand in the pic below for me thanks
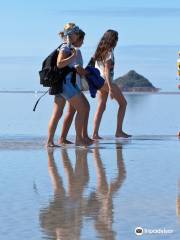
[39,143,126,240]
[176,180,180,219]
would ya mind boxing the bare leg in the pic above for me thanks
[93,148,108,193]
[61,148,75,196]
[81,93,94,144]
[93,90,108,140]
[47,96,66,147]
[68,93,92,146]
[47,148,65,195]
[83,113,94,144]
[59,102,76,144]
[74,148,89,193]
[111,84,131,138]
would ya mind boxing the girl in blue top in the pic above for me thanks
[59,29,93,145]
[47,23,93,146]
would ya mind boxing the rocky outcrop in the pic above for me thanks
[114,70,159,92]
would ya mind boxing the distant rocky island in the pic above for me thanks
[114,70,159,92]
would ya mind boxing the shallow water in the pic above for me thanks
[1,91,180,136]
[1,91,180,239]
[0,135,180,239]
[0,45,179,92]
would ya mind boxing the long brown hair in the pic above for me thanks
[94,29,118,62]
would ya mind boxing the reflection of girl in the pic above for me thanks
[40,144,126,239]
[93,145,126,240]
[47,23,92,147]
[40,148,89,240]
[92,30,131,139]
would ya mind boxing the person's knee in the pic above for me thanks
[77,100,90,115]
[66,108,76,118]
[83,97,90,113]
[120,99,127,109]
[124,99,127,107]
[53,108,64,120]
[53,97,65,119]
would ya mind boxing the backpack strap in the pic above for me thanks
[57,42,67,51]
[33,90,49,112]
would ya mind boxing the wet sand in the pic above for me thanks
[1,135,180,239]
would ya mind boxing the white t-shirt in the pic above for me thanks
[95,50,115,80]
[59,44,82,89]
[75,49,83,90]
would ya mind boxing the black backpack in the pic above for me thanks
[33,44,76,111]
[39,44,64,87]
[33,46,62,111]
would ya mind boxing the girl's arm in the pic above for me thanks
[57,49,76,69]
[104,60,114,99]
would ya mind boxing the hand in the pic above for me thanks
[75,65,87,76]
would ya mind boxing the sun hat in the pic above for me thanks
[64,26,80,36]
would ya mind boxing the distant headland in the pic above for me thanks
[114,70,159,92]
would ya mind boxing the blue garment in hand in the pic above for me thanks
[85,66,105,98]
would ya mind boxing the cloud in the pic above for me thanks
[54,7,180,18]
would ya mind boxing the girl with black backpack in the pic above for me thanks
[47,23,93,147]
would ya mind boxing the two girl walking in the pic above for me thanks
[47,23,130,147]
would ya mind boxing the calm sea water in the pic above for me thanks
[1,45,180,239]
[0,45,179,91]
[0,92,180,137]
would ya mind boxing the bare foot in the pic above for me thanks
[58,138,73,145]
[46,142,61,148]
[115,132,132,138]
[83,137,94,145]
[76,138,93,146]
[92,134,103,140]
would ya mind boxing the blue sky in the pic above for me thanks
[0,0,180,56]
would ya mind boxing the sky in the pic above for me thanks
[0,0,180,56]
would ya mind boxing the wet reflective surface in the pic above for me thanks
[40,142,126,240]
[1,91,180,239]
[1,136,180,239]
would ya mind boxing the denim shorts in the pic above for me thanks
[56,76,81,100]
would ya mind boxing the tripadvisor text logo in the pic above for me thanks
[134,226,174,236]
